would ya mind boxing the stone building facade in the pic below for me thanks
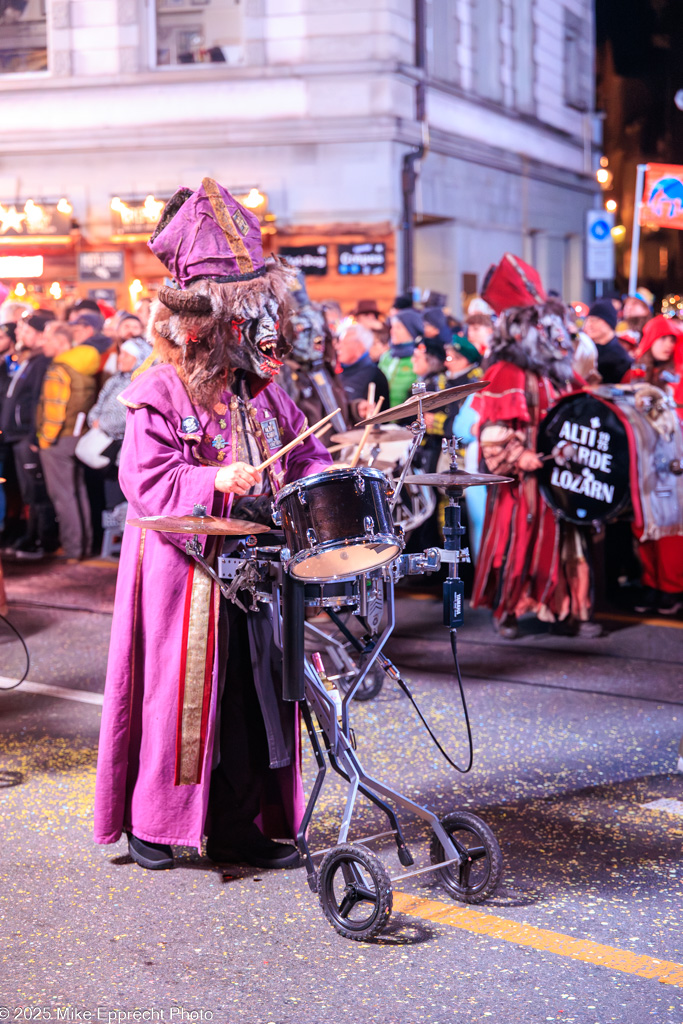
[0,0,597,313]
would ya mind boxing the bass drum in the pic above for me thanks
[537,391,631,525]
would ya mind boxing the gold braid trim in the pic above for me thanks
[202,177,254,276]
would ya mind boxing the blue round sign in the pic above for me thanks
[590,219,610,241]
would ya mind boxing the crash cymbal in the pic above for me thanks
[330,426,413,446]
[127,515,272,535]
[354,379,489,427]
[404,469,513,489]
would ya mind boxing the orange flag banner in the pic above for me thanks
[640,163,683,230]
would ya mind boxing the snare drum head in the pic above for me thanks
[537,392,631,524]
[289,539,401,581]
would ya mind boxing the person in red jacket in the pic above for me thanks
[625,315,683,615]
[471,302,582,638]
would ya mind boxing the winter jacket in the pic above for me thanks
[36,345,100,449]
[0,352,50,444]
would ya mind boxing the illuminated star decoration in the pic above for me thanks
[0,204,26,234]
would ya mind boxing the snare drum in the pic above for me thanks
[274,467,403,582]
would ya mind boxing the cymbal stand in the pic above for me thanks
[387,382,427,512]
[440,437,471,632]
[184,505,262,613]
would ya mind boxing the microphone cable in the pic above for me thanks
[326,609,474,773]
[0,612,31,691]
[391,629,473,774]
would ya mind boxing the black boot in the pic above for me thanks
[127,832,174,870]
[206,823,299,870]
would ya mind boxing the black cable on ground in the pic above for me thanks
[393,630,473,774]
[0,613,31,690]
[326,609,474,773]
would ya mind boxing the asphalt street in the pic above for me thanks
[1,558,682,1024]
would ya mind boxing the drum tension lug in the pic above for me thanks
[306,528,317,546]
[363,516,374,536]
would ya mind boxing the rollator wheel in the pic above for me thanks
[352,666,384,702]
[317,843,393,940]
[429,811,503,904]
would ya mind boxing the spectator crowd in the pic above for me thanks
[1,272,681,631]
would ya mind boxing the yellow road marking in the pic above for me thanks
[596,611,683,630]
[393,892,683,986]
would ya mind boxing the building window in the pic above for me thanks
[564,8,591,112]
[512,0,535,114]
[0,0,47,74]
[474,0,502,103]
[155,0,244,67]
[427,0,459,85]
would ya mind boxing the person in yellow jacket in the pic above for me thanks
[36,321,100,561]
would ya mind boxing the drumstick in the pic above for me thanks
[254,408,340,472]
[313,422,333,439]
[348,396,384,469]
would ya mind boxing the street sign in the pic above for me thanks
[639,163,683,230]
[278,245,328,276]
[337,242,386,276]
[585,210,615,281]
[78,251,125,283]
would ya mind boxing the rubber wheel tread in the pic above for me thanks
[317,843,393,940]
[429,810,503,904]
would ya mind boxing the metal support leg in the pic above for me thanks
[296,700,329,893]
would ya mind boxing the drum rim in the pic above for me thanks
[275,465,390,505]
[284,533,402,583]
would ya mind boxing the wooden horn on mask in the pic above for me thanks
[157,286,212,315]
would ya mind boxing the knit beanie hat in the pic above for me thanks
[421,335,447,362]
[393,308,424,339]
[120,337,153,368]
[423,307,451,345]
[587,300,617,331]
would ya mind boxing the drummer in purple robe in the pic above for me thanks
[93,179,331,871]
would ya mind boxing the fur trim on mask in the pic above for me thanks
[146,256,298,407]
[485,302,575,389]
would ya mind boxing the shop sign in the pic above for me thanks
[639,163,683,230]
[337,243,386,276]
[0,255,44,278]
[278,245,328,276]
[88,288,118,306]
[111,195,167,236]
[0,200,71,239]
[78,251,125,283]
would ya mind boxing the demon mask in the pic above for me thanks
[144,177,297,406]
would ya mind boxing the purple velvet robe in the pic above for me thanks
[94,363,331,851]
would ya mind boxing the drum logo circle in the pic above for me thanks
[538,394,630,524]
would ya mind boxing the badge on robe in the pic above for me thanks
[261,416,282,451]
[181,416,201,435]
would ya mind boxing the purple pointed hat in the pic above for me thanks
[149,177,265,287]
